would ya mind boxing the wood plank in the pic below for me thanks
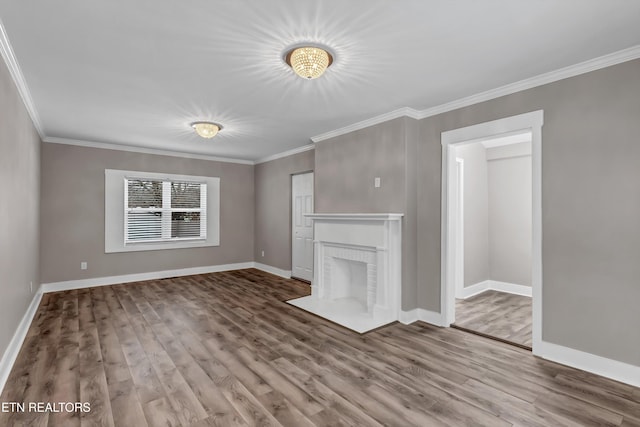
[1,269,638,426]
[455,290,532,347]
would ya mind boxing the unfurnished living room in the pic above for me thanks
[1,1,639,426]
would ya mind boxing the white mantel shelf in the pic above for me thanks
[289,212,403,333]
[304,213,404,221]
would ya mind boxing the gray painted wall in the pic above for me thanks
[456,141,532,288]
[403,118,419,307]
[417,58,640,366]
[315,117,406,214]
[487,142,532,286]
[456,143,490,287]
[40,143,254,283]
[254,150,314,271]
[0,56,40,359]
[314,117,420,309]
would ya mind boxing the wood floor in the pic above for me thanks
[1,270,638,426]
[454,290,532,348]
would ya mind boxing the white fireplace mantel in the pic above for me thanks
[287,213,403,333]
[302,213,404,220]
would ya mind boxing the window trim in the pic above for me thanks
[105,169,220,253]
[124,178,207,244]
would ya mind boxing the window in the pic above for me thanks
[125,179,207,243]
[105,170,220,253]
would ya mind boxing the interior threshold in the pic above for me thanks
[451,324,532,351]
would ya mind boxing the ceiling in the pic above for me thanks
[1,1,639,162]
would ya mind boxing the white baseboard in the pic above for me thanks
[458,280,490,299]
[253,263,292,279]
[0,289,43,395]
[399,309,419,325]
[458,279,532,299]
[417,308,446,326]
[41,262,255,293]
[538,340,640,388]
[489,280,532,297]
[399,308,445,327]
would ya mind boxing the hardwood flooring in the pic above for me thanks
[454,290,532,348]
[1,269,638,426]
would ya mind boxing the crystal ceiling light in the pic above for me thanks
[191,121,222,139]
[285,46,334,79]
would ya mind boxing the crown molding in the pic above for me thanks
[416,44,640,120]
[44,137,255,165]
[311,107,420,143]
[311,45,640,142]
[0,17,45,139]
[255,143,315,164]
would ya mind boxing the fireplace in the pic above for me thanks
[287,213,403,333]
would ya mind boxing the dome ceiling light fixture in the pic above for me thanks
[285,45,334,80]
[191,121,222,139]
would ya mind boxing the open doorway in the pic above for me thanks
[451,133,533,348]
[441,111,543,354]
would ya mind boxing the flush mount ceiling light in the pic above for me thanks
[285,45,334,79]
[191,121,222,139]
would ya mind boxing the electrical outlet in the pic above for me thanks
[261,250,265,257]
[374,177,381,188]
[81,261,87,270]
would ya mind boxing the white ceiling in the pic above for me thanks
[1,1,639,162]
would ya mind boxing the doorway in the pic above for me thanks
[441,111,543,354]
[451,133,533,348]
[291,171,314,282]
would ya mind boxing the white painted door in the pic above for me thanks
[292,172,314,281]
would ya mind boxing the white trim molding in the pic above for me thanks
[0,289,43,395]
[399,309,420,325]
[399,308,446,327]
[458,280,490,299]
[458,280,532,299]
[489,280,532,297]
[45,137,254,165]
[0,17,45,138]
[416,45,640,120]
[310,45,640,144]
[311,107,420,143]
[41,262,255,293]
[255,144,315,164]
[538,341,640,388]
[441,110,544,354]
[40,262,293,294]
[253,263,292,279]
[304,213,404,221]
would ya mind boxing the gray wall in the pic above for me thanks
[315,117,406,213]
[254,150,314,271]
[40,143,254,283]
[403,118,419,307]
[314,117,420,309]
[487,142,532,286]
[416,58,640,366]
[456,143,490,287]
[0,56,40,359]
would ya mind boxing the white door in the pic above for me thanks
[292,172,314,281]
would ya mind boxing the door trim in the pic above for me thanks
[440,110,543,354]
[454,157,464,300]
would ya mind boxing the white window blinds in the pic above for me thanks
[124,178,207,244]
